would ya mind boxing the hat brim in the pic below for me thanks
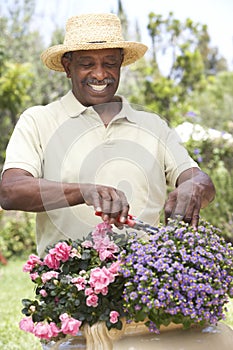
[41,41,148,71]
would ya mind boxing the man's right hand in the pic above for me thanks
[0,169,129,227]
[79,183,129,227]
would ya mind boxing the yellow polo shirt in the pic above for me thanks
[3,91,197,256]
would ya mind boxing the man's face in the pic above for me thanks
[62,48,124,106]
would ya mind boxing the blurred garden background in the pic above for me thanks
[0,0,232,349]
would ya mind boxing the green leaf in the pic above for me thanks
[134,310,147,322]
[21,299,34,307]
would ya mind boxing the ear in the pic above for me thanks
[61,57,71,78]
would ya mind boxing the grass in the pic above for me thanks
[0,259,233,350]
[0,259,41,350]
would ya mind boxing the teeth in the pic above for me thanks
[88,84,107,91]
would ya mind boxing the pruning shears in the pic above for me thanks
[95,211,159,234]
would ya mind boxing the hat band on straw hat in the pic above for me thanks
[41,13,148,71]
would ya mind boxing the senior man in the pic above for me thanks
[0,13,215,256]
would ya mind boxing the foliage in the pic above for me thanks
[0,0,70,169]
[199,170,233,242]
[0,62,34,125]
[147,12,227,80]
[0,59,34,168]
[120,220,233,333]
[0,212,36,259]
[184,135,233,241]
[185,134,233,173]
[20,223,127,341]
[188,72,233,132]
[129,12,229,125]
[20,220,233,342]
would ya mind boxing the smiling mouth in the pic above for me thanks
[88,84,107,92]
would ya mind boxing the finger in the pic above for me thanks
[191,214,200,230]
[118,192,129,223]
[172,191,194,221]
[183,196,201,227]
[113,222,124,229]
[91,192,102,213]
[99,189,114,221]
[83,186,102,212]
[108,189,121,219]
[109,190,129,225]
[164,192,177,223]
[191,207,201,230]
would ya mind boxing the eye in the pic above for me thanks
[79,63,94,68]
[105,62,118,68]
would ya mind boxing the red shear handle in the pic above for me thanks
[95,211,136,227]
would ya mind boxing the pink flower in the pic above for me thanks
[99,286,108,295]
[89,266,115,294]
[71,276,87,291]
[81,240,93,248]
[59,313,82,336]
[108,261,121,275]
[40,289,48,297]
[93,235,119,261]
[30,272,39,281]
[33,321,60,339]
[85,287,94,296]
[44,242,71,269]
[44,253,60,269]
[92,222,113,241]
[50,242,71,262]
[49,322,60,338]
[19,316,34,333]
[86,294,99,307]
[109,311,120,324]
[41,271,59,283]
[23,254,43,272]
[33,322,51,339]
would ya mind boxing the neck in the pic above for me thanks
[93,96,122,126]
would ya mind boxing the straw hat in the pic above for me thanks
[41,13,148,71]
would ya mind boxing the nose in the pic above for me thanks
[91,63,107,81]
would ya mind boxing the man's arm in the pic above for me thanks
[0,168,129,225]
[164,167,215,229]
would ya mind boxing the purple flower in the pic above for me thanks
[193,148,200,155]
[129,292,138,301]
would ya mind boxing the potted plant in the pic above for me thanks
[19,220,233,349]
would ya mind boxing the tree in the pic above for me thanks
[0,0,70,169]
[0,60,33,169]
[130,12,229,125]
[189,71,233,132]
[147,12,227,82]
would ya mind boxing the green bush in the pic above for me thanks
[185,136,233,172]
[0,212,37,260]
[185,136,233,242]
[200,169,233,242]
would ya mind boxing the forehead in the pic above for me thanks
[72,48,123,60]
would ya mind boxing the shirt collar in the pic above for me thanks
[115,96,138,124]
[60,91,139,125]
[60,90,87,118]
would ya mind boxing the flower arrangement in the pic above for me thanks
[19,219,233,342]
[19,222,127,341]
[120,220,233,333]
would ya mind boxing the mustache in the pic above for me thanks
[82,78,115,85]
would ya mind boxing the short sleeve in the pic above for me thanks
[164,126,198,187]
[2,112,44,178]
